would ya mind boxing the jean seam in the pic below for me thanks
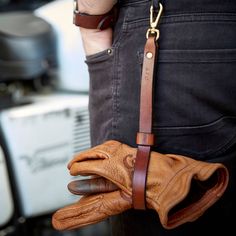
[111,41,119,140]
[111,7,131,141]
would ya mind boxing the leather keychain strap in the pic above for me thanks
[132,2,163,210]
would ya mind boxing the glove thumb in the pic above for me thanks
[52,190,131,231]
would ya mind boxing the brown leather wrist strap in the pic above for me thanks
[73,1,118,30]
[132,3,163,210]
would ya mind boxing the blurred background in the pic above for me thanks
[0,0,111,235]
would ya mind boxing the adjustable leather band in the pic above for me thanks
[132,36,157,209]
[73,1,118,30]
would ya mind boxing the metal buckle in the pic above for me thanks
[73,0,79,14]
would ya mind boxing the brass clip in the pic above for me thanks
[146,3,163,40]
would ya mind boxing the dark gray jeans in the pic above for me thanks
[85,0,236,235]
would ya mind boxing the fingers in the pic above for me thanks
[67,140,122,169]
[52,190,131,231]
[68,160,99,176]
[67,149,109,169]
[68,177,119,195]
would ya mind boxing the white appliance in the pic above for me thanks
[0,146,14,227]
[0,94,91,217]
[35,0,89,92]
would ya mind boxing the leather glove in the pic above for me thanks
[52,140,229,230]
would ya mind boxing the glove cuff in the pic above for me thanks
[150,163,229,229]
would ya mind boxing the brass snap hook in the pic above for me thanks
[150,3,163,29]
[146,3,163,40]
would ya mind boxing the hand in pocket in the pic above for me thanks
[77,0,116,56]
[80,28,113,56]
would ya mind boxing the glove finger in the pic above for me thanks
[52,190,131,231]
[68,177,119,195]
[67,140,123,169]
[69,160,102,176]
[68,157,132,194]
[67,149,109,170]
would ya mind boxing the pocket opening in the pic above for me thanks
[153,116,236,160]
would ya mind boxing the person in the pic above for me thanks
[59,0,236,235]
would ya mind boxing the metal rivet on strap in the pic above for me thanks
[146,52,153,59]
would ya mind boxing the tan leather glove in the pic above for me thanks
[52,140,229,230]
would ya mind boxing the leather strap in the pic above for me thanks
[73,2,118,30]
[132,36,157,209]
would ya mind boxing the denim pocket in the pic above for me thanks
[85,5,131,146]
[84,3,128,60]
[126,8,236,160]
[137,48,236,160]
[85,48,114,146]
[153,117,236,160]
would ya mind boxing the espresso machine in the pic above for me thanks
[0,1,110,235]
[0,94,92,235]
[0,3,99,236]
[0,145,14,230]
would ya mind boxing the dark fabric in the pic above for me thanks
[85,0,236,235]
[152,0,159,9]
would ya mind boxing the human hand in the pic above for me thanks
[76,0,117,56]
[52,140,229,230]
[78,0,117,15]
[79,27,113,56]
